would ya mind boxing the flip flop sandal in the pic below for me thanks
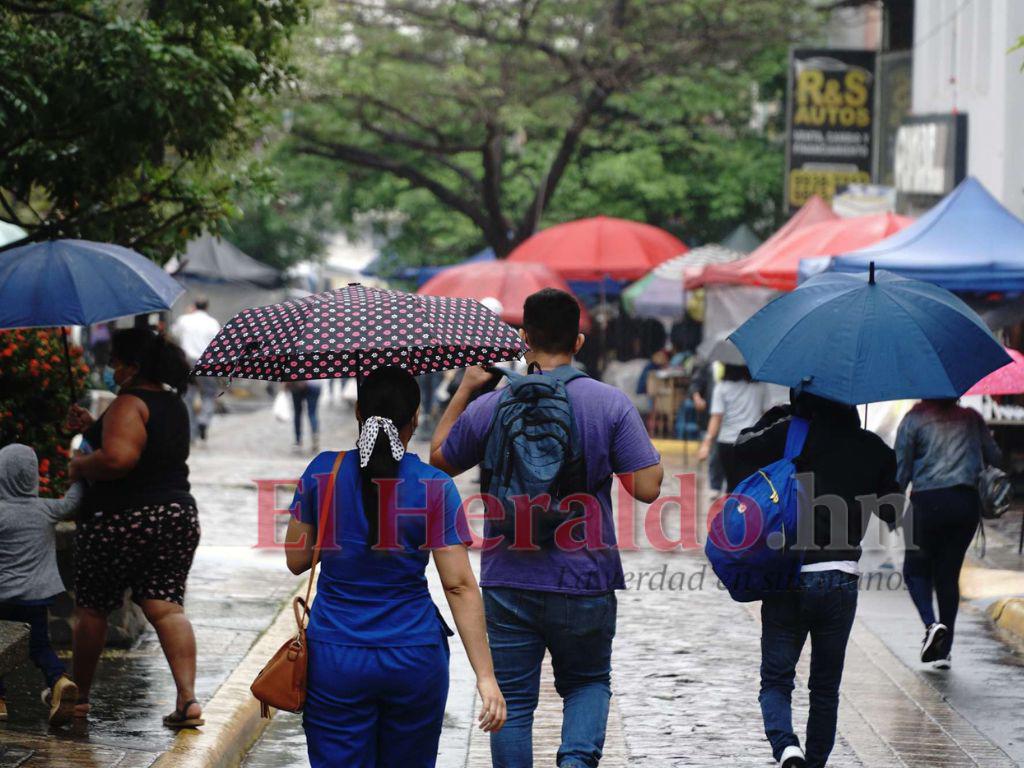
[163,699,205,729]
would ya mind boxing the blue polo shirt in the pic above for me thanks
[291,450,471,647]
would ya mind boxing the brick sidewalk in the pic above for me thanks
[241,417,1024,768]
[449,456,1024,768]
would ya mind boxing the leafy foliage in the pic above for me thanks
[226,136,350,270]
[0,0,308,262]
[0,329,87,497]
[278,0,818,267]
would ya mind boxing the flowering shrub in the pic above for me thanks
[0,328,88,497]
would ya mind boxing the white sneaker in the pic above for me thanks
[779,745,806,767]
[921,623,948,663]
[931,655,952,670]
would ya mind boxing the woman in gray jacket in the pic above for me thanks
[895,399,1001,668]
[0,444,83,726]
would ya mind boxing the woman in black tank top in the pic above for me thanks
[67,328,204,727]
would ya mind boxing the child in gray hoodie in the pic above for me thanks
[0,443,83,726]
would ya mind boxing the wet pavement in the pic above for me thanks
[245,436,1024,768]
[0,389,335,766]
[5,394,1024,767]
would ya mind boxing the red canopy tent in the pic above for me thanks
[691,212,914,292]
[686,196,839,289]
[507,216,687,281]
[418,260,592,331]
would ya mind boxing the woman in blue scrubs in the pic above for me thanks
[285,366,505,768]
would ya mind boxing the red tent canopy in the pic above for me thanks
[688,212,912,292]
[507,216,686,281]
[685,196,838,289]
[418,260,592,331]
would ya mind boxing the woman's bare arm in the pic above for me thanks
[432,544,506,732]
[69,396,147,482]
[284,517,316,575]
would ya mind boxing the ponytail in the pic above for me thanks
[355,367,420,546]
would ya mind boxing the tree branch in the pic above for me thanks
[481,122,509,247]
[514,84,612,242]
[293,129,491,233]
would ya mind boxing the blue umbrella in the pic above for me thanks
[0,239,185,398]
[729,266,1011,405]
[0,239,183,328]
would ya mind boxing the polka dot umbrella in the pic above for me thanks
[190,283,526,382]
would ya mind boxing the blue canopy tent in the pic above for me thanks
[800,177,1024,292]
[567,276,628,304]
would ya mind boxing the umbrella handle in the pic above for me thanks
[61,327,79,404]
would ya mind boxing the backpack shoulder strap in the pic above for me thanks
[783,417,810,461]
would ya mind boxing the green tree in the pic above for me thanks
[0,0,308,262]
[226,134,351,271]
[284,0,818,266]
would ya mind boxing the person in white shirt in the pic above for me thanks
[697,364,770,492]
[171,297,221,442]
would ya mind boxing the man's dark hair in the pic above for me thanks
[522,288,581,354]
[194,296,209,311]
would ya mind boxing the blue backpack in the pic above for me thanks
[481,365,588,545]
[705,417,810,602]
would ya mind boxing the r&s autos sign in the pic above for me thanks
[785,49,877,209]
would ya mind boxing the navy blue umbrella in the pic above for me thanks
[0,239,183,328]
[730,266,1011,405]
[0,239,185,397]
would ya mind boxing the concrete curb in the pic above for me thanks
[153,584,304,768]
[988,597,1024,644]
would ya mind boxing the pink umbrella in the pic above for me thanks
[967,348,1024,395]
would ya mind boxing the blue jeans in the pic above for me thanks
[0,601,65,697]
[291,384,322,443]
[759,571,858,768]
[484,588,616,768]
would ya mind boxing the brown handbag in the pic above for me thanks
[251,450,345,718]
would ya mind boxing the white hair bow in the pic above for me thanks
[357,415,405,468]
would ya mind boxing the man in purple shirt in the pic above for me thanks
[431,288,662,768]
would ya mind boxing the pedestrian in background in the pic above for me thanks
[0,444,83,726]
[286,380,322,452]
[67,328,203,728]
[284,366,504,768]
[895,398,1002,669]
[736,390,900,768]
[698,364,770,492]
[431,288,663,768]
[171,296,221,443]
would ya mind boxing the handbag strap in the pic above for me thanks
[301,450,346,618]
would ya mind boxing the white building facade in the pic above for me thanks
[912,0,1024,218]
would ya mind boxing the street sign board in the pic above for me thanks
[785,48,877,210]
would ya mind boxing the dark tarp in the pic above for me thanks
[176,234,283,288]
[720,223,762,255]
